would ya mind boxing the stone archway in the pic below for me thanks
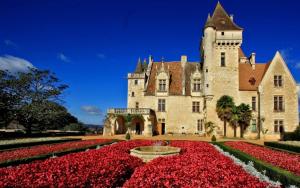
[115,116,126,134]
[131,117,144,135]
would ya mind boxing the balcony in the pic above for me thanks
[107,108,151,115]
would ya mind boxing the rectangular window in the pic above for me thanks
[274,96,284,112]
[221,52,225,67]
[132,92,135,97]
[134,80,138,85]
[135,102,139,109]
[274,75,283,87]
[197,119,203,132]
[158,99,166,112]
[193,79,201,92]
[192,102,200,113]
[252,96,256,111]
[274,120,284,133]
[158,79,166,92]
[251,119,257,133]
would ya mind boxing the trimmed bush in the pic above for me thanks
[125,132,131,140]
[213,142,300,187]
[264,142,300,153]
[211,135,216,142]
[283,126,300,141]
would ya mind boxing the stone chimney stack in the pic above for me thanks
[181,55,187,95]
[250,53,256,70]
[230,14,234,21]
[181,55,187,68]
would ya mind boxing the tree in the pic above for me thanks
[0,70,21,128]
[15,69,68,134]
[237,103,252,138]
[230,106,240,137]
[216,95,235,137]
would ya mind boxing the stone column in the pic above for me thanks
[143,115,153,137]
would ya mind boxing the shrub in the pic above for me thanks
[264,142,300,153]
[125,132,131,140]
[211,135,217,142]
[283,126,300,141]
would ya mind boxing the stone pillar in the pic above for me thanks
[143,115,153,137]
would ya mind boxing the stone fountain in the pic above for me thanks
[130,142,181,162]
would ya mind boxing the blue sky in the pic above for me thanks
[0,0,300,125]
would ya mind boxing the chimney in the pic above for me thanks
[250,53,256,70]
[230,14,234,21]
[181,55,187,67]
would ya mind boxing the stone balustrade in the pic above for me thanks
[107,108,151,115]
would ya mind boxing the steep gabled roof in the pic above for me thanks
[239,63,270,91]
[145,62,199,96]
[145,62,183,96]
[205,2,242,31]
[238,47,246,58]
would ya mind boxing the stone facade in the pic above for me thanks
[104,2,299,139]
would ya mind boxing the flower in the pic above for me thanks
[225,142,300,176]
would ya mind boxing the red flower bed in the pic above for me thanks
[0,139,112,163]
[225,141,300,176]
[0,140,153,187]
[124,141,270,188]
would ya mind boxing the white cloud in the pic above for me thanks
[4,39,17,48]
[57,53,70,62]
[279,48,300,69]
[0,55,34,73]
[97,53,106,59]
[81,106,102,116]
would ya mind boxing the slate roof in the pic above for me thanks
[205,2,242,31]
[145,62,199,96]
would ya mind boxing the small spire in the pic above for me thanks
[134,57,143,73]
[143,58,148,71]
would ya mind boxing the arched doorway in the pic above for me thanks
[131,117,144,135]
[115,116,126,134]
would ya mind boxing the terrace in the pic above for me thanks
[107,108,152,115]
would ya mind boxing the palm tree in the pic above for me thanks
[230,106,240,137]
[237,103,252,138]
[216,95,235,137]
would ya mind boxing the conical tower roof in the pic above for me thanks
[204,2,242,31]
[135,58,143,73]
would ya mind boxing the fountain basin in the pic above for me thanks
[130,146,181,162]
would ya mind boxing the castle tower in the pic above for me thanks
[127,58,147,108]
[201,2,243,134]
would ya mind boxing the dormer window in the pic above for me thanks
[158,79,166,92]
[193,79,201,92]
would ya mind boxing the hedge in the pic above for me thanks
[264,142,300,153]
[213,142,300,187]
[0,140,117,168]
[0,138,82,151]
